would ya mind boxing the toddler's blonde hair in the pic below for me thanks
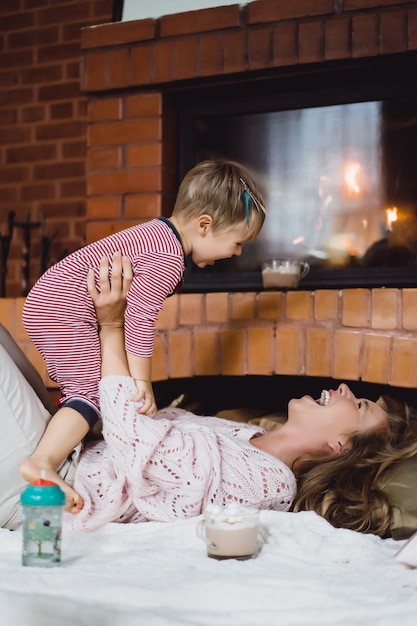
[172,160,266,238]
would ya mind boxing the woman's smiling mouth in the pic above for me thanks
[319,390,330,406]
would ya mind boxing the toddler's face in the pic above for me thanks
[191,220,253,268]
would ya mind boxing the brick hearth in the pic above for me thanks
[1,286,417,391]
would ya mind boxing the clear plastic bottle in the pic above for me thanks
[20,478,65,567]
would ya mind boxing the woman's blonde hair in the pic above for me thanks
[292,396,417,538]
[172,160,266,238]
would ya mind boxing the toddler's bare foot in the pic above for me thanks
[20,458,84,514]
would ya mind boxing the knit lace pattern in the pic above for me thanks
[66,376,296,531]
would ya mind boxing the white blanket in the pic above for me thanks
[1,510,416,626]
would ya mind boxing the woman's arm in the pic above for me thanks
[87,252,133,378]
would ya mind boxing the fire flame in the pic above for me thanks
[318,175,333,207]
[344,162,361,194]
[386,207,398,232]
[292,236,304,246]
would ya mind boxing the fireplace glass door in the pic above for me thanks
[178,59,417,291]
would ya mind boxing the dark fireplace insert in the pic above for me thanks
[154,375,417,417]
[175,52,417,292]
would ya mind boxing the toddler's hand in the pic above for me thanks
[132,380,157,417]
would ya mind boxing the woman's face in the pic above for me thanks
[287,383,388,453]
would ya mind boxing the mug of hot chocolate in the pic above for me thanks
[197,503,268,560]
[262,258,310,289]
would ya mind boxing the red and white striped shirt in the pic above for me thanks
[23,218,185,412]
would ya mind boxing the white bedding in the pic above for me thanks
[1,510,417,626]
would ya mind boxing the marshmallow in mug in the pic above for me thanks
[202,503,259,528]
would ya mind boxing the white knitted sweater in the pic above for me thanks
[66,376,296,531]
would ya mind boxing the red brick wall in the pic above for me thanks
[2,1,416,294]
[0,0,113,297]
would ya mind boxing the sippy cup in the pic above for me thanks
[20,476,66,567]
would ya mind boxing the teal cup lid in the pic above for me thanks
[20,479,66,507]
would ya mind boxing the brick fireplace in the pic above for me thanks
[2,1,417,399]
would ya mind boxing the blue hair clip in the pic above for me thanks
[243,190,251,225]
[240,177,265,226]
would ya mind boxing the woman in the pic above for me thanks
[61,253,416,537]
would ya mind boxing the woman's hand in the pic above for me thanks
[87,252,133,379]
[87,252,133,327]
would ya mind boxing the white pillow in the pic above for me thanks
[0,344,51,530]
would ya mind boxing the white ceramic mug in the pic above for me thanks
[197,505,268,560]
[261,258,310,289]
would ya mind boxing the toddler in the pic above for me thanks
[20,159,266,512]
